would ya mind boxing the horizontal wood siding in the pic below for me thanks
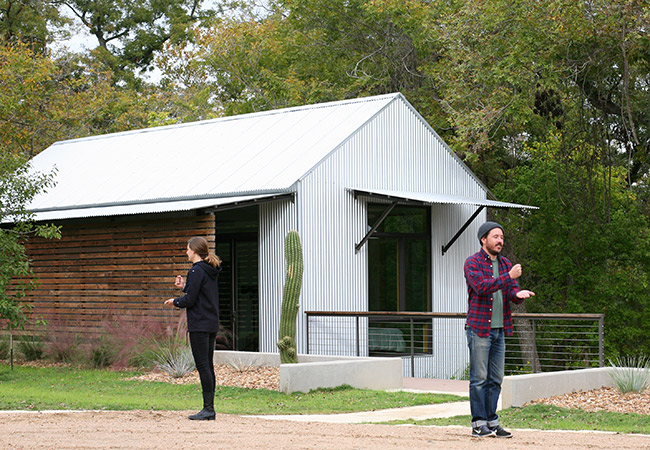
[9,213,215,339]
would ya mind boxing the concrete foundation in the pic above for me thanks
[501,367,616,408]
[215,351,626,403]
[214,351,404,394]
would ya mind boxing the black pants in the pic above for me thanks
[189,332,217,395]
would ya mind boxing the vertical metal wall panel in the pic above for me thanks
[257,95,493,379]
[284,97,490,372]
[258,197,297,353]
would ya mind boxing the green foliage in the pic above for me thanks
[158,0,437,115]
[0,335,9,359]
[89,337,118,369]
[16,335,44,361]
[0,0,68,51]
[428,0,650,186]
[277,230,304,364]
[609,356,650,394]
[60,0,215,82]
[493,134,650,357]
[0,42,159,156]
[0,152,59,329]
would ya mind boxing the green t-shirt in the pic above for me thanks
[491,258,504,329]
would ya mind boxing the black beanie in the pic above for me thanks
[477,221,503,243]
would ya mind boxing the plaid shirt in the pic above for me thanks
[464,248,522,337]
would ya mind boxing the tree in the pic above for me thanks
[0,42,160,157]
[55,0,215,83]
[0,151,60,329]
[493,134,650,357]
[0,0,68,51]
[428,0,650,186]
[158,0,439,115]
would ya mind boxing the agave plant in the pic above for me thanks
[154,345,196,378]
[608,355,650,394]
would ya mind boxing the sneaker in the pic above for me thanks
[471,425,496,437]
[490,425,512,438]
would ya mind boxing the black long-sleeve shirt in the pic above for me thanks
[173,261,221,333]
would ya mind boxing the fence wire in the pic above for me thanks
[305,311,604,378]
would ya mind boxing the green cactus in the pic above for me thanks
[277,230,304,364]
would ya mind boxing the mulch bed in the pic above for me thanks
[526,386,650,415]
[129,364,281,391]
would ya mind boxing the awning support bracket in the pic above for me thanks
[442,205,485,255]
[355,200,398,253]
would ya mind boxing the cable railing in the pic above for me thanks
[304,311,604,378]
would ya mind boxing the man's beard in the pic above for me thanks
[486,244,502,256]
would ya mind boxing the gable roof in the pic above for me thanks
[27,94,404,220]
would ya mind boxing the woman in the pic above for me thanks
[164,236,221,420]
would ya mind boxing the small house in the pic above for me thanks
[20,93,531,377]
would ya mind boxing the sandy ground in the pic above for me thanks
[1,410,650,450]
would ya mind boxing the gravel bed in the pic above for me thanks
[527,386,650,415]
[130,364,281,391]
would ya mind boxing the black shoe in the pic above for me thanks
[471,425,496,437]
[188,407,215,421]
[490,425,512,438]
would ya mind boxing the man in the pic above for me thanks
[464,222,535,438]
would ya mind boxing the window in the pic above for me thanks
[367,204,432,355]
[368,205,431,313]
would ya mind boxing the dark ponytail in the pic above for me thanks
[187,236,221,268]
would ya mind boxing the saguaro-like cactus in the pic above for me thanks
[277,230,304,364]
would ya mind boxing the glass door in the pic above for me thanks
[215,207,259,351]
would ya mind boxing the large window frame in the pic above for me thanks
[367,204,432,356]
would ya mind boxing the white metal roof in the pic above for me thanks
[349,188,538,210]
[28,193,294,221]
[27,94,400,220]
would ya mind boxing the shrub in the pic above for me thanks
[89,337,117,368]
[0,335,9,359]
[151,316,195,378]
[17,335,44,361]
[608,355,650,394]
[44,320,82,363]
[154,345,195,378]
[88,309,171,369]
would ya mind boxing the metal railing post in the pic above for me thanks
[356,316,360,356]
[305,314,310,355]
[599,316,604,367]
[531,318,538,373]
[410,318,415,377]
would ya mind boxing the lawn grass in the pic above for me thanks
[388,404,650,435]
[3,364,648,434]
[0,364,464,414]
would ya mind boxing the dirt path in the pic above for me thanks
[2,410,650,450]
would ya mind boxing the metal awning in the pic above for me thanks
[26,192,294,222]
[348,188,537,255]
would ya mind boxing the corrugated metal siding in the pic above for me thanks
[270,96,489,373]
[258,196,297,353]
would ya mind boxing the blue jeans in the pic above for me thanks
[466,327,505,428]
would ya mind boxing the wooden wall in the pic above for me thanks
[11,212,215,339]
